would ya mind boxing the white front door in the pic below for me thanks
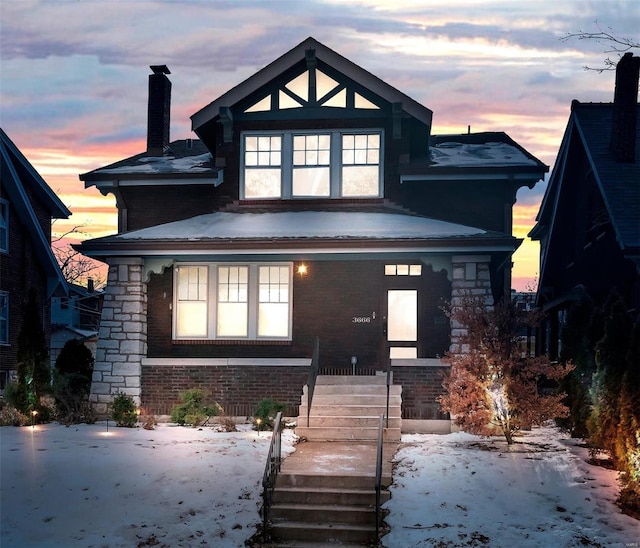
[387,289,418,359]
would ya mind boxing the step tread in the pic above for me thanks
[273,502,376,512]
[272,521,375,531]
[276,486,378,494]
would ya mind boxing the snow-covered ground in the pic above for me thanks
[1,422,638,547]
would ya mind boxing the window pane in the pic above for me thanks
[176,302,208,337]
[409,264,422,276]
[293,167,330,196]
[397,264,409,276]
[0,292,8,344]
[342,165,379,196]
[217,303,248,337]
[245,168,282,198]
[385,265,396,276]
[259,303,289,337]
[388,290,417,341]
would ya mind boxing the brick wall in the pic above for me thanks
[392,363,450,419]
[141,361,308,416]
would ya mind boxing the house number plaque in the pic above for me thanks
[352,316,372,323]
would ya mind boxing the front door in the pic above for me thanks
[387,289,418,358]
[382,264,422,360]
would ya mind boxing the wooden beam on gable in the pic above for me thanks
[393,102,403,140]
[219,106,233,143]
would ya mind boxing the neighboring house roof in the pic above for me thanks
[191,36,433,133]
[401,132,548,182]
[0,127,70,297]
[77,209,519,258]
[531,102,640,263]
[80,139,221,188]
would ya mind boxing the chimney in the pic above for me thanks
[147,65,171,156]
[87,278,94,294]
[610,52,639,163]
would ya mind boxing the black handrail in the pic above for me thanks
[261,411,284,542]
[307,336,320,427]
[375,414,384,542]
[386,356,391,429]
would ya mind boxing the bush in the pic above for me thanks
[0,401,29,426]
[111,393,138,427]
[170,389,222,427]
[253,398,287,430]
[53,339,94,424]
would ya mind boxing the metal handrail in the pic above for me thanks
[375,414,384,542]
[306,336,320,427]
[386,356,392,429]
[261,411,284,542]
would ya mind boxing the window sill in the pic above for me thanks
[172,339,292,346]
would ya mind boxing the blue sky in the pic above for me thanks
[1,0,638,289]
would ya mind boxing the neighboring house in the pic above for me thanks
[50,280,104,367]
[78,38,547,424]
[0,128,70,389]
[530,53,640,358]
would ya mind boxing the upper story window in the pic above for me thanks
[0,199,8,253]
[242,130,382,199]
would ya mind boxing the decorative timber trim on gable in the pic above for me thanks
[191,37,432,141]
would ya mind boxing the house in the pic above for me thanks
[0,128,70,390]
[530,52,640,358]
[77,38,547,426]
[50,279,104,367]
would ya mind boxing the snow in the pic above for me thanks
[114,210,487,241]
[98,152,213,174]
[430,142,539,167]
[2,423,637,547]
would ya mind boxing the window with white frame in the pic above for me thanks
[0,291,8,344]
[0,199,8,253]
[242,130,382,199]
[173,263,292,340]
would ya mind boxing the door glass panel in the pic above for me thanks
[387,289,417,341]
[390,347,418,359]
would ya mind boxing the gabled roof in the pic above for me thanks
[191,37,433,132]
[0,127,70,297]
[531,102,640,255]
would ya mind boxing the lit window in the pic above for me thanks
[217,266,248,337]
[0,291,8,344]
[293,134,331,196]
[258,266,290,337]
[244,136,282,198]
[0,199,8,253]
[175,266,208,337]
[342,133,380,197]
[385,264,422,276]
[242,131,382,199]
[173,263,292,340]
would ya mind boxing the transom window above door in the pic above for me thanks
[242,131,382,199]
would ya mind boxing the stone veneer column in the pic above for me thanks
[449,255,494,356]
[90,257,147,416]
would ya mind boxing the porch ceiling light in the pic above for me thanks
[297,263,308,276]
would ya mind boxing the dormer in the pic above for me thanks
[191,37,433,201]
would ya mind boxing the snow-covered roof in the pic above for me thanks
[112,210,488,241]
[96,152,212,175]
[430,141,540,167]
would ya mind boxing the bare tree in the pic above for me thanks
[52,222,106,288]
[561,20,640,72]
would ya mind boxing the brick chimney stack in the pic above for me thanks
[610,52,639,163]
[147,65,171,156]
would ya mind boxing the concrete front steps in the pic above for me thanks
[270,468,390,544]
[295,375,402,442]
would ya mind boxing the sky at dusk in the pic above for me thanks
[1,0,638,291]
